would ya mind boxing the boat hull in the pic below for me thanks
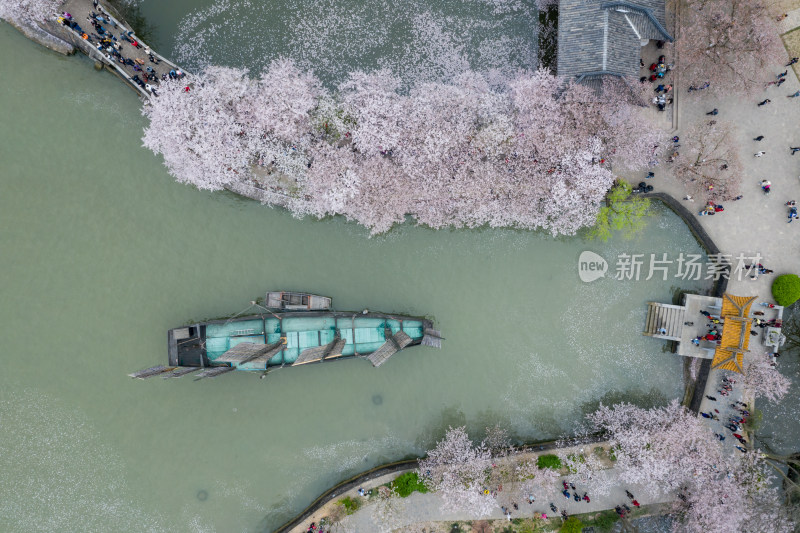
[167,311,434,372]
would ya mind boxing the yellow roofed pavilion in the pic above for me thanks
[711,294,756,374]
[720,294,756,318]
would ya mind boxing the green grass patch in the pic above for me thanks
[585,510,620,531]
[608,445,620,461]
[566,453,586,473]
[559,516,585,533]
[337,495,361,515]
[390,472,429,497]
[536,454,562,470]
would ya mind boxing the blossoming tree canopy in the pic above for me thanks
[417,426,496,517]
[587,401,794,533]
[143,62,661,234]
[0,0,62,23]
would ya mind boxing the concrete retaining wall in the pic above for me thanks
[642,191,728,415]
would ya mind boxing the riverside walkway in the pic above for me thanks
[616,7,800,469]
[286,442,665,533]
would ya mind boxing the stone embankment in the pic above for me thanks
[3,13,74,54]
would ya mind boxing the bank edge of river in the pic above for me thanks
[2,13,725,530]
[266,193,724,533]
[2,13,74,55]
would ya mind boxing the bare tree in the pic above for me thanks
[672,120,742,201]
[677,0,786,96]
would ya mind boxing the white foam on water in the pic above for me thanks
[172,0,537,88]
[0,389,167,533]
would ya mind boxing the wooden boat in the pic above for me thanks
[130,293,442,380]
[265,291,331,311]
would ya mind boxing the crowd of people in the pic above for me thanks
[700,376,751,453]
[54,5,185,97]
[690,309,725,346]
[642,51,675,112]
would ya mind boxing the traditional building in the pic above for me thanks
[556,0,673,83]
[643,293,785,374]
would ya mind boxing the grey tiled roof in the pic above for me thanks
[557,0,672,79]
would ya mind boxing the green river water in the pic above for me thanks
[0,13,711,533]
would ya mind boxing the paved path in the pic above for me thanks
[779,7,800,34]
[297,444,670,532]
[618,27,800,457]
[340,470,666,532]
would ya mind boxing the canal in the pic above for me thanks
[0,12,710,532]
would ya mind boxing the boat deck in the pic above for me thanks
[203,314,426,370]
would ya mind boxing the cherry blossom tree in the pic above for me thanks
[672,120,743,202]
[558,449,616,497]
[740,353,790,404]
[242,58,323,143]
[0,0,62,23]
[142,68,255,191]
[682,450,793,533]
[587,401,795,533]
[677,0,786,97]
[482,424,512,459]
[417,426,496,517]
[512,458,561,502]
[143,66,662,236]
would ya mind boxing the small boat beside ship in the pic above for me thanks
[130,291,442,380]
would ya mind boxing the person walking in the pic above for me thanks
[706,108,719,115]
[777,78,787,87]
[754,151,766,157]
[758,99,771,106]
[754,135,765,141]
[778,70,788,78]
[791,147,800,155]
[790,91,800,98]
[706,395,717,401]
[788,57,799,66]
